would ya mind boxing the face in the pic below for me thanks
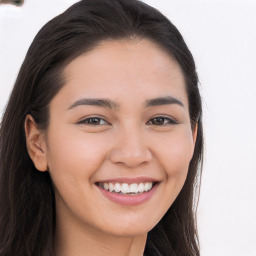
[39,39,196,237]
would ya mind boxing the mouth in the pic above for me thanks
[96,181,157,195]
[95,177,160,206]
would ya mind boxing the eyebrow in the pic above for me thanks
[68,98,119,111]
[144,96,184,108]
[68,96,184,110]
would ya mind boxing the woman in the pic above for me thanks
[0,0,203,255]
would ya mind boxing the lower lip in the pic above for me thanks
[97,183,159,206]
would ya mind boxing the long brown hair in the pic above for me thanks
[0,0,203,255]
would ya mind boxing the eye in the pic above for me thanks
[147,116,177,126]
[77,117,110,126]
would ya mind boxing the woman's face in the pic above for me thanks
[42,39,196,237]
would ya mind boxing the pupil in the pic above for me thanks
[153,117,164,125]
[90,118,99,124]
[14,0,22,4]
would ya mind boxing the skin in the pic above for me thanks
[25,38,197,256]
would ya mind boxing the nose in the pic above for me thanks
[109,127,152,168]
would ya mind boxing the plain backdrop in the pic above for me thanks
[0,1,255,255]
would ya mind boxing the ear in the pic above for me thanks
[24,114,48,172]
[192,122,198,147]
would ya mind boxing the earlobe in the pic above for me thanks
[24,114,48,172]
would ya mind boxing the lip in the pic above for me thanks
[96,178,160,206]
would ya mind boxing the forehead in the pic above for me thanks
[58,38,188,109]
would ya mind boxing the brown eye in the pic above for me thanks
[86,118,101,125]
[0,0,24,6]
[147,117,177,126]
[152,117,165,125]
[77,117,109,125]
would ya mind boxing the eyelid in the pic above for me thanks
[76,116,110,125]
[146,116,178,125]
[76,115,178,126]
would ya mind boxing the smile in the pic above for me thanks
[97,182,154,195]
[96,179,159,206]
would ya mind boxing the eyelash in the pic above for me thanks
[77,117,109,126]
[146,116,178,125]
[77,116,178,126]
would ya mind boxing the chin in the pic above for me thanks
[106,227,150,238]
[98,216,159,238]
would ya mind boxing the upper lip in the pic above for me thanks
[96,176,160,185]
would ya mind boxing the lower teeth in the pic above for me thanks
[119,192,143,195]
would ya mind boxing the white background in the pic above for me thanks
[0,1,255,255]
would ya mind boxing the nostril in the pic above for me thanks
[109,143,152,168]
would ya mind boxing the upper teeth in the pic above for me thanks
[99,182,153,194]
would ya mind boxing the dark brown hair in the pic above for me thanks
[0,0,203,255]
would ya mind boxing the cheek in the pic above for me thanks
[145,127,195,218]
[45,127,110,185]
[153,127,194,185]
[45,128,112,221]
